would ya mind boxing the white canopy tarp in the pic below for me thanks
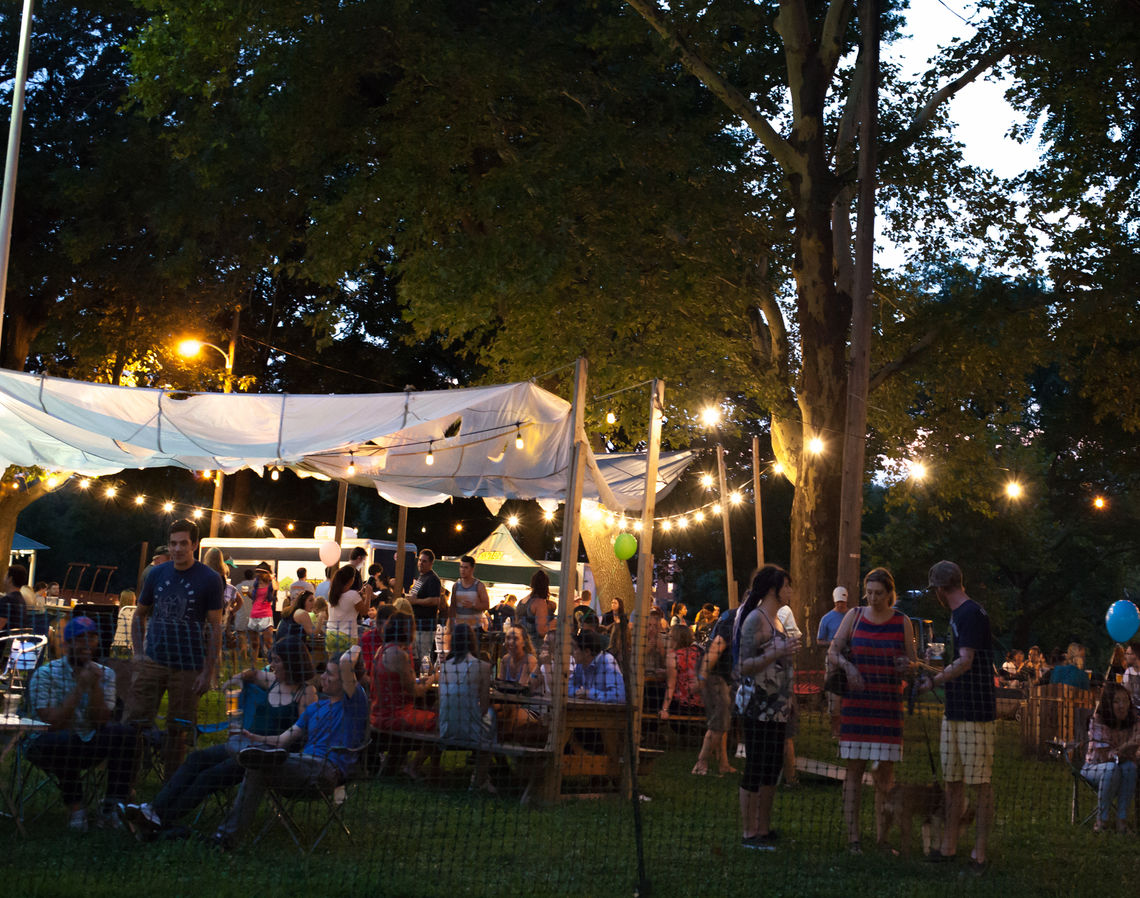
[0,369,692,510]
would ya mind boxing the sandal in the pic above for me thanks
[690,764,709,776]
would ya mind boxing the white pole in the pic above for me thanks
[0,0,36,352]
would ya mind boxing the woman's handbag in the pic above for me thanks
[823,666,848,696]
[734,674,789,722]
[824,608,863,696]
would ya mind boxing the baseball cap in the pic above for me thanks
[64,616,99,643]
[832,587,849,604]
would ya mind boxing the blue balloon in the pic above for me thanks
[1105,600,1140,643]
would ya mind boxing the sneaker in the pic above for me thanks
[68,809,88,833]
[94,804,124,831]
[238,746,288,769]
[117,802,162,840]
[735,743,747,759]
[742,831,778,851]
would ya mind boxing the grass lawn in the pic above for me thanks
[4,695,1132,897]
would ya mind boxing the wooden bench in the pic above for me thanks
[370,727,552,804]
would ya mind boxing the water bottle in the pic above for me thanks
[421,655,431,678]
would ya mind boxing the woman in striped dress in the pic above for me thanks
[827,567,917,853]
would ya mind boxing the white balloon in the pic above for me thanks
[318,539,342,568]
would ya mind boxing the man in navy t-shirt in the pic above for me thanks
[918,561,995,869]
[125,519,224,776]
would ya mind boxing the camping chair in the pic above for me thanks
[1049,705,1099,826]
[250,727,372,853]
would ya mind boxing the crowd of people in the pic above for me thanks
[9,521,1136,866]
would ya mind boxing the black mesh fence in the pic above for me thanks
[1,614,1135,898]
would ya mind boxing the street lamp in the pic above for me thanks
[177,305,241,537]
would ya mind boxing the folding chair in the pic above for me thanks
[1049,706,1098,825]
[251,731,372,853]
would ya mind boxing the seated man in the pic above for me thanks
[27,616,138,831]
[213,644,368,849]
[569,629,626,703]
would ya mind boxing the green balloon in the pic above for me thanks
[613,532,637,561]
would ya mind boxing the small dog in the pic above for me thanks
[877,782,975,857]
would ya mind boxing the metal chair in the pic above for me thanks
[250,730,372,853]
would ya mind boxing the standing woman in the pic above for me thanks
[733,565,800,850]
[517,570,551,641]
[828,567,916,853]
[203,549,238,666]
[326,565,369,654]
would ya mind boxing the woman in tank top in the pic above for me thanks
[118,636,316,835]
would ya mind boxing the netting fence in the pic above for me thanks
[1,610,1135,898]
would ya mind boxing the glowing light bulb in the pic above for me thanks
[387,527,393,535]
[605,411,616,425]
[78,478,91,490]
[543,510,555,522]
[177,339,203,358]
[134,495,145,506]
[729,491,742,505]
[515,428,524,450]
[772,462,784,475]
[255,517,267,529]
[700,473,714,488]
[633,520,643,532]
[700,406,721,427]
[712,503,722,515]
[677,517,688,529]
[192,509,204,519]
[1093,495,1107,510]
[661,520,673,531]
[1005,481,1023,499]
[507,514,520,528]
[270,468,280,481]
[421,526,427,533]
[808,437,824,454]
[162,501,174,513]
[910,461,927,481]
[694,510,705,522]
[202,470,212,479]
[347,455,356,476]
[222,513,234,525]
[426,442,434,466]
[455,523,463,532]
[287,522,295,531]
[45,475,59,488]
[104,486,117,498]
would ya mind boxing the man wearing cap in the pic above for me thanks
[27,616,138,831]
[138,546,170,594]
[125,518,224,777]
[817,587,849,738]
[918,560,995,870]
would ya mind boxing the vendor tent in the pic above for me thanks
[434,523,580,591]
[0,370,692,509]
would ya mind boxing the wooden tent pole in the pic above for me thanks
[627,378,663,792]
[393,506,409,596]
[543,356,587,802]
[333,480,348,547]
[753,436,764,569]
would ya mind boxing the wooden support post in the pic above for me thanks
[393,506,409,596]
[333,480,349,547]
[627,379,664,794]
[752,436,764,570]
[717,444,737,608]
[543,357,587,802]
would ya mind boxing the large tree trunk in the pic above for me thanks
[786,161,851,642]
[0,472,60,580]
